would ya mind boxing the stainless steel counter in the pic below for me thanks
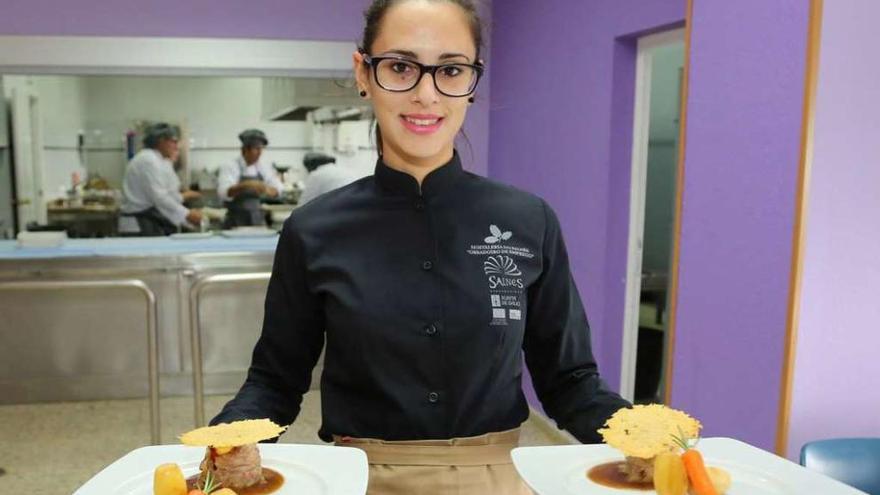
[0,237,322,413]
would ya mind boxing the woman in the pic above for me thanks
[213,1,629,493]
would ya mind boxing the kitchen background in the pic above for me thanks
[0,2,877,493]
[0,74,377,236]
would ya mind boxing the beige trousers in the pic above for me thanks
[335,428,534,495]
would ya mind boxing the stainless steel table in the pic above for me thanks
[189,272,272,427]
[0,237,280,436]
[0,278,160,443]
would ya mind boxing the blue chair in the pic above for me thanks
[800,438,880,495]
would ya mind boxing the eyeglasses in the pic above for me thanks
[361,52,484,98]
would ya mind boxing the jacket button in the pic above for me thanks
[425,324,438,336]
[414,200,425,210]
[422,260,433,271]
[428,392,439,403]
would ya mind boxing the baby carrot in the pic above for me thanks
[671,429,719,495]
[681,448,718,495]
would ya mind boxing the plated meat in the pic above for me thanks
[200,444,265,490]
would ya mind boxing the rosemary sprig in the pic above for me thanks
[671,425,701,451]
[199,470,223,494]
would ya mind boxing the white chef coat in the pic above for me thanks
[118,149,188,233]
[216,156,284,202]
[297,164,361,205]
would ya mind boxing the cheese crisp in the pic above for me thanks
[598,405,701,459]
[180,419,286,448]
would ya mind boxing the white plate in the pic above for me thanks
[170,232,214,240]
[74,444,368,495]
[512,437,867,495]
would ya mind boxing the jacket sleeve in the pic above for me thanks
[140,158,188,226]
[216,161,238,202]
[523,200,631,443]
[211,217,326,432]
[261,163,285,195]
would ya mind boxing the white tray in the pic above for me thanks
[220,227,279,238]
[16,230,67,248]
[511,437,866,495]
[74,444,369,495]
[170,232,213,240]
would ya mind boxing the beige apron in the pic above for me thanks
[335,428,534,495]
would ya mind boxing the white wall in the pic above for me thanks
[648,43,685,143]
[80,76,375,188]
[0,74,377,214]
[2,75,88,202]
[642,43,684,273]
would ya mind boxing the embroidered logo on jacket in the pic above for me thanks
[483,255,522,276]
[466,223,534,325]
[484,224,512,244]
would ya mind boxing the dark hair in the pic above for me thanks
[143,122,179,149]
[360,0,485,157]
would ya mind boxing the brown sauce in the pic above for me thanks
[587,461,653,491]
[187,468,284,495]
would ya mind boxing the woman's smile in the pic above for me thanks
[400,113,445,134]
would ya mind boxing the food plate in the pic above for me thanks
[73,444,368,495]
[511,437,866,495]
[202,207,228,221]
[170,232,214,240]
[220,227,279,238]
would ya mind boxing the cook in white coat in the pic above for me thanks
[297,152,360,206]
[118,123,202,236]
[217,129,283,228]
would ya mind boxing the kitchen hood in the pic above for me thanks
[263,77,367,121]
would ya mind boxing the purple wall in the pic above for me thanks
[671,1,811,451]
[0,0,491,175]
[0,0,365,40]
[787,0,880,458]
[489,1,684,400]
[459,0,492,177]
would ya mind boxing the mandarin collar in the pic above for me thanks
[374,151,464,198]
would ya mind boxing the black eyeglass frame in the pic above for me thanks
[360,51,485,97]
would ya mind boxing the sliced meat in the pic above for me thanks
[199,444,265,489]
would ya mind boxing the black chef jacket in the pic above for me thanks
[212,151,629,443]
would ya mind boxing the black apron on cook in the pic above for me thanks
[123,207,178,236]
[223,166,266,229]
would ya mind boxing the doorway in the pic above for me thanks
[620,29,685,404]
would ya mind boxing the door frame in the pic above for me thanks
[10,86,46,227]
[619,28,685,402]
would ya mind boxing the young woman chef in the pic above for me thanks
[213,1,630,493]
